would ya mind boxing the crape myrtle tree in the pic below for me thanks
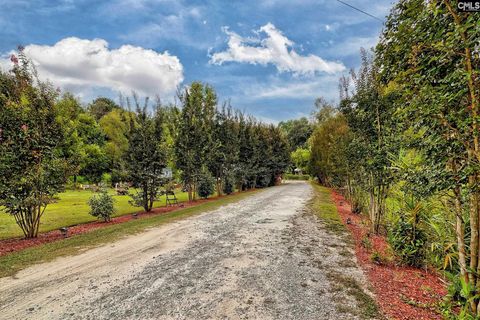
[0,51,69,238]
[125,95,167,212]
[376,0,480,313]
[339,49,397,234]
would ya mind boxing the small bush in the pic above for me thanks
[388,219,426,267]
[223,174,235,195]
[361,236,372,251]
[88,191,115,222]
[370,251,386,265]
[197,172,215,199]
[440,272,475,319]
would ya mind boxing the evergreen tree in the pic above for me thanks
[125,96,167,212]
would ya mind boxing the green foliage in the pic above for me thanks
[99,108,131,175]
[88,190,115,222]
[376,1,480,314]
[360,236,372,251]
[222,174,235,195]
[290,147,310,174]
[125,95,167,212]
[309,110,350,187]
[278,117,313,151]
[0,51,69,238]
[284,173,310,181]
[197,171,215,199]
[283,173,310,180]
[80,144,109,183]
[370,251,385,265]
[175,82,217,200]
[441,273,479,320]
[88,97,119,120]
[388,219,426,267]
[209,104,239,196]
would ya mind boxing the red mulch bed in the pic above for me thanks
[330,190,447,320]
[0,193,238,257]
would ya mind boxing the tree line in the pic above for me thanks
[0,51,290,239]
[290,0,479,317]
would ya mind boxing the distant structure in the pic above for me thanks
[161,167,173,179]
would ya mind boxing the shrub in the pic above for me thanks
[361,236,373,251]
[197,172,215,199]
[101,173,112,185]
[223,174,235,195]
[370,251,386,265]
[388,219,426,267]
[88,191,115,222]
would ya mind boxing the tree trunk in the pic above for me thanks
[216,177,223,197]
[187,182,193,202]
[468,174,479,314]
[454,185,468,280]
[369,189,377,233]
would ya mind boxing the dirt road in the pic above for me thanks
[0,181,376,319]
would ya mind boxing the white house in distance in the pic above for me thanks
[161,167,173,179]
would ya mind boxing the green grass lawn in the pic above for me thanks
[0,188,190,239]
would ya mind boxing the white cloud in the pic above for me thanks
[244,74,340,101]
[1,37,184,97]
[210,23,345,75]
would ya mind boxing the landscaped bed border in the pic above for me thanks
[330,189,447,320]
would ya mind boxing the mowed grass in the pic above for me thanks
[0,189,260,278]
[0,188,189,239]
[309,183,380,319]
[309,183,346,234]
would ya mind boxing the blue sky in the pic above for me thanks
[0,0,393,122]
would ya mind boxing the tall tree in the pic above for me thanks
[99,108,131,182]
[175,82,216,201]
[339,50,397,233]
[278,117,314,151]
[209,104,239,195]
[125,96,167,212]
[88,97,119,120]
[0,51,68,238]
[376,0,480,313]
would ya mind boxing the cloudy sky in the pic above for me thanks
[0,0,393,122]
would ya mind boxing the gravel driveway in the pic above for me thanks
[0,181,376,319]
